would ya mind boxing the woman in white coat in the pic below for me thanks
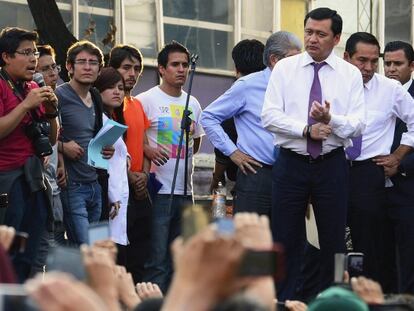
[94,68,129,248]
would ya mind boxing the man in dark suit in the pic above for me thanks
[384,40,414,294]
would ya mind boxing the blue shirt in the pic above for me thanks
[201,67,275,165]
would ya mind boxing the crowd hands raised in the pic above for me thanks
[2,218,414,311]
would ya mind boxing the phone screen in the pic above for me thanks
[238,245,285,282]
[88,222,110,245]
[347,254,364,278]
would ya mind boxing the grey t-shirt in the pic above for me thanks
[56,83,97,183]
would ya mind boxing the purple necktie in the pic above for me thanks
[307,62,326,159]
[346,136,362,160]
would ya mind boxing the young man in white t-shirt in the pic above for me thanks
[137,41,204,292]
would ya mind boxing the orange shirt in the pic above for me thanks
[123,96,150,172]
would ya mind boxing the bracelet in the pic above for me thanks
[45,110,58,119]
[306,125,312,138]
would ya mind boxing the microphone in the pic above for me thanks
[33,72,46,87]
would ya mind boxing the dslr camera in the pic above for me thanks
[25,115,53,157]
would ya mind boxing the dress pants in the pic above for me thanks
[387,186,414,294]
[348,161,396,292]
[271,148,348,301]
[234,165,273,216]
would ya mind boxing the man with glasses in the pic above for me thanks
[32,44,67,272]
[0,27,58,281]
[56,40,114,245]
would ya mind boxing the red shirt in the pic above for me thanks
[0,79,44,171]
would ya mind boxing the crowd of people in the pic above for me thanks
[1,4,414,311]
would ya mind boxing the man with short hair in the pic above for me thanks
[0,27,59,280]
[344,33,414,291]
[262,8,366,299]
[56,40,114,245]
[384,40,414,293]
[202,31,302,216]
[32,44,66,273]
[209,39,266,194]
[137,41,204,292]
[108,44,152,282]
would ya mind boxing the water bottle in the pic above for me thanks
[212,182,227,218]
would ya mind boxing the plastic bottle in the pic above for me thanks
[212,182,227,218]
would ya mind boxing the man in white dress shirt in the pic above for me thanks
[344,32,414,292]
[262,7,366,300]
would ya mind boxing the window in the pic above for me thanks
[163,0,234,71]
[241,0,274,39]
[124,0,158,59]
[163,0,233,24]
[385,0,412,43]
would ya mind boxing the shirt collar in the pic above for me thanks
[403,79,412,90]
[364,73,376,90]
[301,50,337,70]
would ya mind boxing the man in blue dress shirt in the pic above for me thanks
[201,31,301,216]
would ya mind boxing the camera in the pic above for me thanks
[25,119,53,157]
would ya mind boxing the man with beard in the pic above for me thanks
[108,45,152,282]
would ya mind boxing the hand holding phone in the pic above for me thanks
[88,222,110,245]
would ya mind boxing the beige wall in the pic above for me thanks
[281,0,307,44]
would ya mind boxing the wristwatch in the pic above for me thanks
[398,164,407,177]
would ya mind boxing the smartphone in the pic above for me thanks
[346,252,364,278]
[88,222,110,245]
[216,218,234,236]
[334,253,346,284]
[0,284,37,311]
[181,204,209,240]
[8,232,29,255]
[238,244,285,282]
[46,246,86,280]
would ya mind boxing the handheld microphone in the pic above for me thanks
[33,72,46,87]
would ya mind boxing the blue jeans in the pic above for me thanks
[5,176,48,282]
[61,181,102,245]
[143,194,192,293]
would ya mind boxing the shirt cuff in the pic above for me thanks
[329,114,344,129]
[292,121,308,138]
[221,143,238,157]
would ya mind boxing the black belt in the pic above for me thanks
[259,162,273,169]
[347,158,373,167]
[280,147,343,164]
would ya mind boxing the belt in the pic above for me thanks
[259,162,273,169]
[280,147,343,164]
[347,158,373,167]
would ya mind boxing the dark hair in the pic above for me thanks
[231,39,266,76]
[345,32,380,58]
[66,40,104,67]
[37,44,56,59]
[109,44,144,74]
[157,40,190,69]
[384,40,414,63]
[0,27,38,66]
[304,7,343,36]
[94,67,126,127]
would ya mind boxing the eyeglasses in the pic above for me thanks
[15,49,40,57]
[74,59,100,67]
[39,64,61,74]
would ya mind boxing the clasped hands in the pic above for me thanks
[306,100,332,141]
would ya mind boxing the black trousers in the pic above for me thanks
[126,193,152,284]
[271,148,348,301]
[387,185,414,294]
[348,161,397,292]
[234,165,273,216]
